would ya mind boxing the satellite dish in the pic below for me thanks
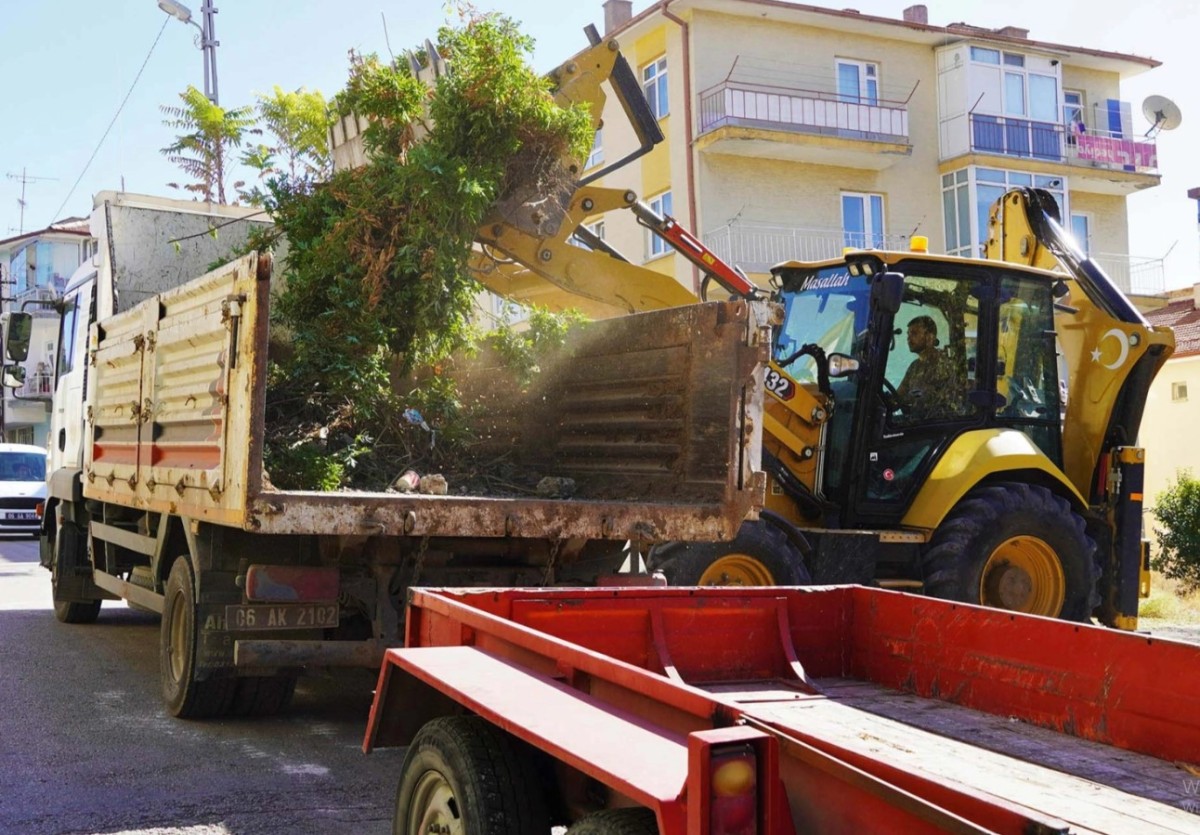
[1142,95,1183,137]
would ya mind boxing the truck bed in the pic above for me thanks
[368,585,1200,833]
[84,252,769,543]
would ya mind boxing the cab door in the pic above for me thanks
[845,265,992,525]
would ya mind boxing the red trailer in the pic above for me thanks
[365,585,1200,833]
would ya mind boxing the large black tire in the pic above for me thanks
[567,808,658,834]
[230,675,298,717]
[647,520,811,586]
[51,520,101,625]
[922,483,1100,621]
[394,716,550,835]
[161,557,237,718]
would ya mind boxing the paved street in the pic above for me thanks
[0,537,403,835]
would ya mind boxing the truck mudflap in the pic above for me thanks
[366,586,1200,833]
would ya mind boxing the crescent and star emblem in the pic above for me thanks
[1090,328,1130,370]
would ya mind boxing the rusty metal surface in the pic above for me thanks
[249,299,771,542]
[86,251,769,543]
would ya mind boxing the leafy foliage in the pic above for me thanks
[160,86,257,203]
[260,10,593,491]
[240,86,333,204]
[1152,471,1200,591]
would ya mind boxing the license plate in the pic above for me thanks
[225,603,338,631]
[6,512,36,521]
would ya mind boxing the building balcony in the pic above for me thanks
[703,222,912,274]
[961,114,1159,195]
[702,222,1165,295]
[695,60,913,169]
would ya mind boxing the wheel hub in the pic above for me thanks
[410,770,462,835]
[980,536,1065,616]
[697,554,775,586]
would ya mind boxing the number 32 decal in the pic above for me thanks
[765,368,796,401]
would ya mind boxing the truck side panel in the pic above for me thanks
[86,253,261,525]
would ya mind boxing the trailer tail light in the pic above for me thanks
[709,744,758,835]
[244,565,339,602]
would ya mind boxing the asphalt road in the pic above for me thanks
[0,537,404,835]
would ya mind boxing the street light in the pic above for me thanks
[158,0,220,106]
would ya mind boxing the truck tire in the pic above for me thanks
[567,808,658,834]
[230,675,298,717]
[161,557,237,718]
[647,520,811,586]
[921,483,1100,621]
[394,716,549,835]
[52,520,101,625]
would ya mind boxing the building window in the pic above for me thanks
[81,238,98,263]
[571,220,606,250]
[836,59,879,105]
[1172,381,1188,402]
[1063,90,1084,129]
[1070,213,1091,255]
[647,191,673,258]
[941,167,1065,258]
[642,56,669,119]
[585,129,604,170]
[842,192,885,249]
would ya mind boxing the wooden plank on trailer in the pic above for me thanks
[742,678,1199,833]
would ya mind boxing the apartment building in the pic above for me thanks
[583,0,1165,296]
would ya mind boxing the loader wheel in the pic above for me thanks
[161,557,237,718]
[567,808,658,834]
[51,520,101,625]
[921,483,1100,621]
[647,520,811,586]
[394,716,549,835]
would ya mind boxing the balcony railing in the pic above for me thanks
[699,80,910,143]
[704,223,911,273]
[1091,252,1165,297]
[968,114,1158,175]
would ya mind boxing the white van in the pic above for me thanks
[0,443,47,536]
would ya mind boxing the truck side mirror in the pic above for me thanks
[3,312,33,362]
[871,272,905,315]
[2,365,26,389]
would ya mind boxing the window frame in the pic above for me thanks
[585,128,604,170]
[835,58,880,105]
[641,56,669,120]
[646,191,674,259]
[1172,381,1189,402]
[841,192,886,250]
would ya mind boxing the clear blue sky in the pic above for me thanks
[1,1,1197,286]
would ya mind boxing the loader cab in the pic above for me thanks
[772,255,1063,527]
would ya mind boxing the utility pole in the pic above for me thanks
[6,168,58,234]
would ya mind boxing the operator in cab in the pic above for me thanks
[896,315,958,419]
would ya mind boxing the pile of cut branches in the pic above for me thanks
[261,10,592,492]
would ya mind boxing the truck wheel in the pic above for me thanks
[161,557,237,718]
[567,808,658,834]
[230,675,298,717]
[395,716,549,835]
[52,520,101,625]
[922,483,1100,621]
[647,521,811,586]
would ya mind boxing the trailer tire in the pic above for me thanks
[922,483,1100,621]
[230,675,297,717]
[51,520,101,625]
[647,520,811,587]
[161,557,237,718]
[394,716,549,835]
[567,808,658,834]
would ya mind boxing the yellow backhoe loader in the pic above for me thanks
[371,26,1176,629]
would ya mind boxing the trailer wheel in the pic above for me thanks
[161,557,237,718]
[51,520,101,625]
[395,716,549,835]
[567,808,658,834]
[647,520,811,586]
[922,483,1100,620]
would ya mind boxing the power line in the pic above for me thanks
[46,18,170,228]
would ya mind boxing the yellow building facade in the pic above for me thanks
[582,0,1163,296]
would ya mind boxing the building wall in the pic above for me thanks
[1139,353,1200,539]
